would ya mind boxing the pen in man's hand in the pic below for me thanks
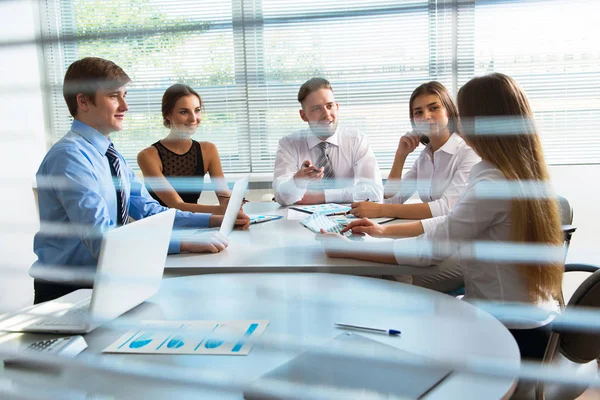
[335,323,401,336]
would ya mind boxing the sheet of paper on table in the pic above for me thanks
[329,214,396,226]
[289,203,351,216]
[288,204,352,220]
[248,214,283,224]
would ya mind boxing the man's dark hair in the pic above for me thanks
[297,77,333,105]
[63,57,131,117]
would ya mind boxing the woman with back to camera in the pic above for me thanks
[138,83,247,223]
[349,81,480,220]
[319,73,564,360]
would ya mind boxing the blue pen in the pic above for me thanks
[335,323,401,336]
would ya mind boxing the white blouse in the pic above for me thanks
[393,161,560,328]
[384,133,480,217]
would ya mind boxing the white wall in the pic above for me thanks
[0,0,46,312]
[549,165,600,264]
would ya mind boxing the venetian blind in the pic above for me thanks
[456,0,600,165]
[40,0,599,174]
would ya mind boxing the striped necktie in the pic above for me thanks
[106,143,129,226]
[316,141,335,188]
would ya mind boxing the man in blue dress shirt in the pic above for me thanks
[32,57,248,304]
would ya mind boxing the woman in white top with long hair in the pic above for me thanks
[319,73,564,360]
[352,82,480,292]
[349,81,480,220]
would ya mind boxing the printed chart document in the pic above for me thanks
[289,203,351,216]
[103,320,269,355]
[248,214,283,225]
[329,214,396,226]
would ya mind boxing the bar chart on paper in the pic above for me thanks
[103,320,269,355]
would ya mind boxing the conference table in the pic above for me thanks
[166,202,441,276]
[0,273,519,399]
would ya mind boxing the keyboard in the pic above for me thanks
[32,299,91,327]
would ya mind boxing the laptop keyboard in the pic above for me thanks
[33,299,91,327]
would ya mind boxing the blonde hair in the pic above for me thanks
[457,73,563,301]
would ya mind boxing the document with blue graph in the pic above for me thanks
[103,320,269,355]
[329,214,396,226]
[290,203,351,216]
[248,214,283,224]
[300,213,351,237]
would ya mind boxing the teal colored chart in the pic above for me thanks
[167,336,185,349]
[104,320,270,355]
[130,332,154,349]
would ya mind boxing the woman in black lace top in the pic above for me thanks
[137,84,237,215]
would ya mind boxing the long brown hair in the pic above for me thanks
[457,73,563,301]
[409,81,459,134]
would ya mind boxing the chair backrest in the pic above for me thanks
[557,195,573,226]
[557,269,600,363]
[557,195,576,260]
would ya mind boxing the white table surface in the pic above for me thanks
[1,273,519,399]
[166,202,441,276]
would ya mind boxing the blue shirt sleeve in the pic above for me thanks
[124,161,212,253]
[44,148,116,259]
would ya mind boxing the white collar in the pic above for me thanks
[306,127,340,150]
[428,132,462,155]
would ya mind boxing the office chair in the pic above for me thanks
[512,264,600,400]
[557,195,576,258]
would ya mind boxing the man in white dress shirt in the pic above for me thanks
[273,78,383,206]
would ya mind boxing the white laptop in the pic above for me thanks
[218,175,249,236]
[0,209,176,334]
[244,333,452,400]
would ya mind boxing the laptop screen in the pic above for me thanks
[219,176,249,236]
[90,209,176,322]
